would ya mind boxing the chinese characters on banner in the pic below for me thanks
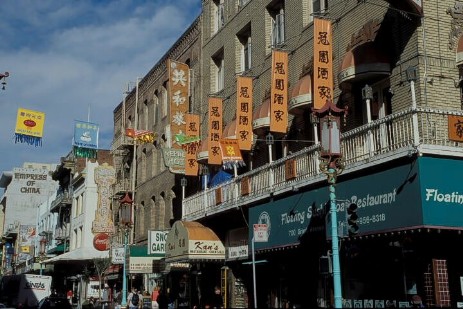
[208,97,223,165]
[185,113,200,176]
[236,76,253,151]
[14,108,46,146]
[270,50,288,133]
[220,139,244,169]
[168,59,190,149]
[313,18,334,110]
[448,115,463,142]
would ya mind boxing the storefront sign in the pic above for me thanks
[165,221,225,262]
[93,233,110,251]
[249,157,463,250]
[112,246,125,264]
[128,245,164,274]
[148,230,168,255]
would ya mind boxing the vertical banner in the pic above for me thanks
[208,97,223,165]
[313,18,334,110]
[236,76,253,151]
[270,50,288,133]
[168,59,190,149]
[185,113,200,176]
[14,108,45,146]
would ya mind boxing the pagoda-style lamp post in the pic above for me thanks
[314,99,345,309]
[120,192,133,309]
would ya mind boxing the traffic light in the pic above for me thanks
[347,203,359,236]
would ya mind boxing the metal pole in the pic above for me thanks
[252,236,257,309]
[329,169,342,308]
[121,229,128,308]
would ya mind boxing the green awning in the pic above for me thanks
[47,243,65,254]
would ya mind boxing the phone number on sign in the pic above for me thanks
[358,213,386,225]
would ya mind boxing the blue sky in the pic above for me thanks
[0,0,201,177]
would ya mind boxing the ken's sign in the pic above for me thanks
[148,230,168,255]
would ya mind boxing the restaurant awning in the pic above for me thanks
[43,247,109,264]
[165,221,225,263]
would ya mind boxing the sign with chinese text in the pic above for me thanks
[253,224,268,242]
[185,113,200,176]
[208,97,223,165]
[14,108,45,146]
[236,76,253,150]
[448,115,463,142]
[168,59,189,150]
[220,138,243,169]
[92,163,116,234]
[313,18,334,110]
[270,50,288,133]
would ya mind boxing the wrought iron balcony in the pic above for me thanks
[111,131,133,152]
[50,190,72,212]
[182,107,463,221]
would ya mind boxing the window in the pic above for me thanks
[312,0,328,16]
[213,0,225,34]
[153,90,159,126]
[143,99,148,130]
[162,82,168,118]
[238,26,252,72]
[212,49,225,92]
[269,4,285,47]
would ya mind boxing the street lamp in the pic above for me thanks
[265,133,274,163]
[314,99,345,309]
[119,192,133,309]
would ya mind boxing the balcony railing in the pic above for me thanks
[54,223,70,240]
[183,107,463,221]
[113,178,131,196]
[50,191,72,212]
[111,132,133,152]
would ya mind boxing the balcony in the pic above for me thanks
[54,223,70,241]
[50,190,72,213]
[111,132,133,152]
[183,107,463,221]
[113,178,131,196]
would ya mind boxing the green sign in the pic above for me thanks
[250,157,463,250]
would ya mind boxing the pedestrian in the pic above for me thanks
[156,288,169,309]
[102,283,110,309]
[211,286,224,309]
[411,295,425,308]
[127,287,139,309]
[67,289,73,305]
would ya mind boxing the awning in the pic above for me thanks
[165,221,225,263]
[289,72,312,115]
[223,118,237,139]
[47,243,65,254]
[252,96,270,137]
[384,0,422,16]
[457,35,463,66]
[338,42,390,85]
[43,247,109,264]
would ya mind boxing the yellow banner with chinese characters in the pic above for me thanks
[208,97,223,165]
[15,108,45,146]
[270,50,288,133]
[313,18,334,110]
[236,76,253,150]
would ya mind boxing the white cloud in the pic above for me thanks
[0,0,201,178]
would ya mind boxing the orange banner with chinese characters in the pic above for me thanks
[220,139,244,169]
[448,115,463,142]
[208,97,223,165]
[313,18,334,110]
[270,50,288,133]
[168,59,190,149]
[236,76,253,151]
[185,113,200,176]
